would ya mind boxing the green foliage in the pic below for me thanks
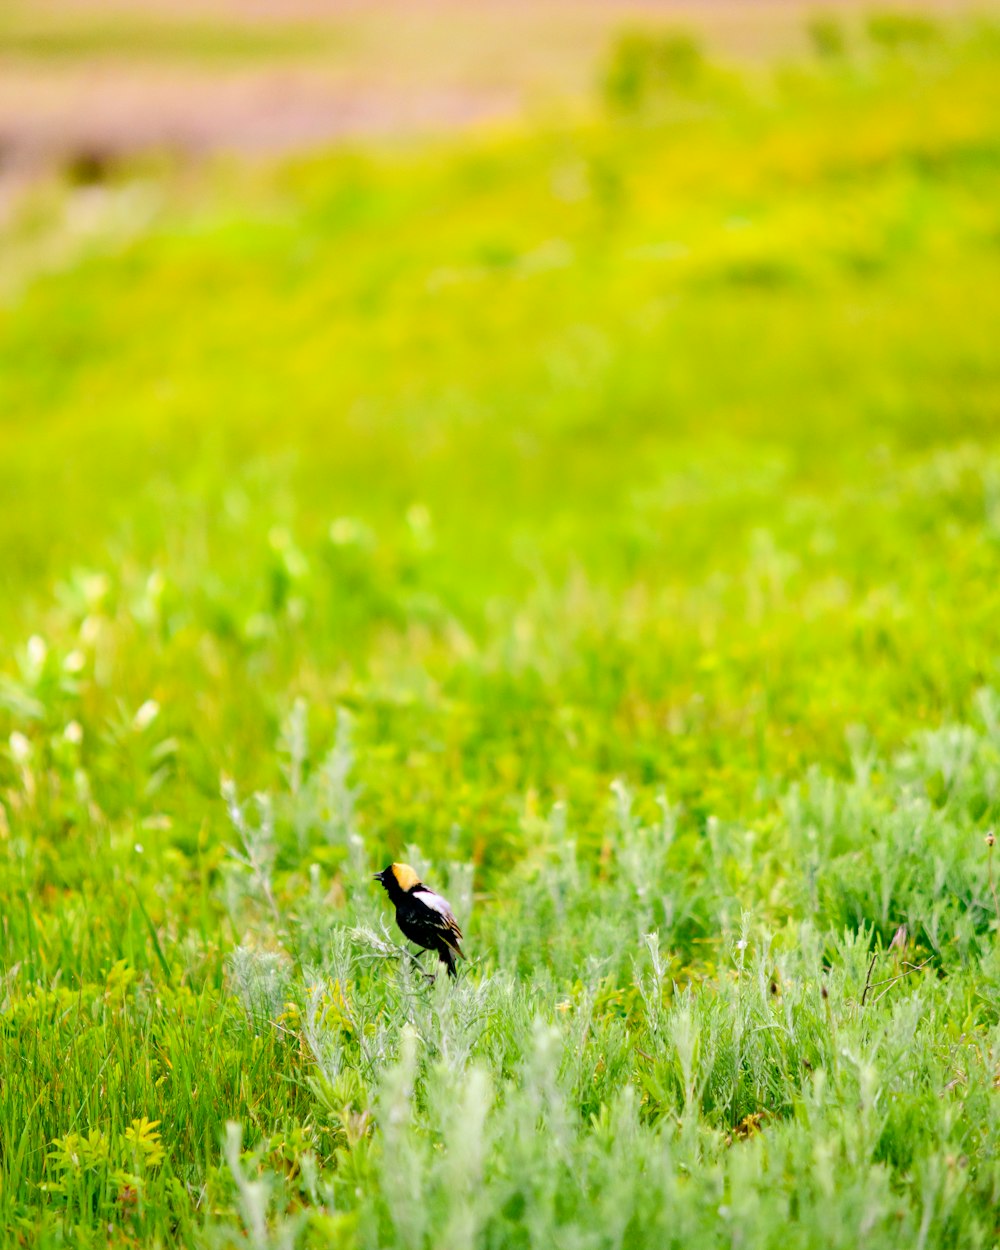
[2,20,1000,1250]
[867,11,941,52]
[808,15,848,60]
[602,29,706,110]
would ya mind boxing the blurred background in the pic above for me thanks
[2,0,1000,864]
[0,0,986,188]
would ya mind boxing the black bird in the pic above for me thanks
[374,862,465,977]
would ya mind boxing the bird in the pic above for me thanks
[374,862,465,978]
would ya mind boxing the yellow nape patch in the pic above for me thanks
[390,862,421,891]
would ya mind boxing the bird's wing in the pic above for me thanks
[412,887,465,953]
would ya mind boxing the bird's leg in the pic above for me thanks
[405,946,435,983]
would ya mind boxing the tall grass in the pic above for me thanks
[1,17,1000,1248]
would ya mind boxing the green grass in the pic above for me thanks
[2,18,1000,1249]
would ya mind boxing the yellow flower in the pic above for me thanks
[124,1118,165,1169]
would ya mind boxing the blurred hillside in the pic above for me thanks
[1,0,993,183]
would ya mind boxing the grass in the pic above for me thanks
[2,15,1000,1248]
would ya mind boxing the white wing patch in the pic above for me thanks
[412,887,464,947]
[413,887,456,921]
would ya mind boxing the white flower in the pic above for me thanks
[27,635,47,670]
[132,700,160,732]
[63,650,86,673]
[83,573,110,609]
[9,732,31,762]
[64,721,84,745]
[80,616,101,646]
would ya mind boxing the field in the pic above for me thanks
[2,8,1000,1248]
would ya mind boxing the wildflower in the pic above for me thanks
[82,573,109,609]
[9,732,31,763]
[132,700,160,732]
[27,635,47,671]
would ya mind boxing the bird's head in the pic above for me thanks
[374,862,421,894]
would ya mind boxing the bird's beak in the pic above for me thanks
[372,872,383,881]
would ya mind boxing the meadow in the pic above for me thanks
[2,12,1000,1248]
